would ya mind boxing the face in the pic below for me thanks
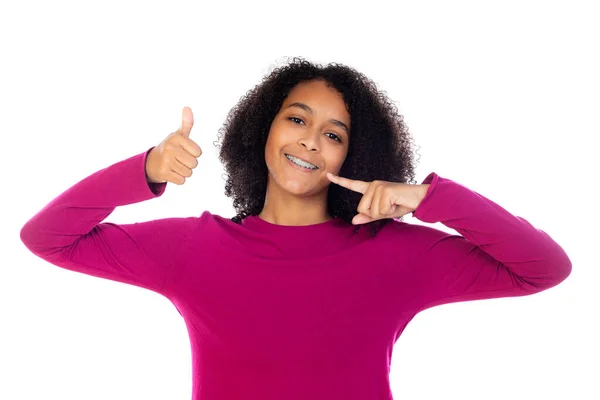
[264,79,351,197]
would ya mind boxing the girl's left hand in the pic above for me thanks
[327,172,430,225]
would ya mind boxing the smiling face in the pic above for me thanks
[264,79,351,197]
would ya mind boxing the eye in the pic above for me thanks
[289,117,304,125]
[288,117,341,143]
[326,132,341,142]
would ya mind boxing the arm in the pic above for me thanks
[19,147,196,295]
[407,172,571,312]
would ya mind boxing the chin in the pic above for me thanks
[283,181,317,196]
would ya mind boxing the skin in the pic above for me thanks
[326,173,430,225]
[258,79,351,226]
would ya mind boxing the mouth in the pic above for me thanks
[285,154,319,171]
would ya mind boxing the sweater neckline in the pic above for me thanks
[242,215,346,233]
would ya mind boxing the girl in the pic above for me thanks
[20,57,572,400]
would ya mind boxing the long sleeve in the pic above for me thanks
[409,172,571,312]
[19,147,197,295]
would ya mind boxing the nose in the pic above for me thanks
[298,130,320,152]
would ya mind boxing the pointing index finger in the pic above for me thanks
[327,173,369,194]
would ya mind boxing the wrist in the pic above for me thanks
[413,184,430,212]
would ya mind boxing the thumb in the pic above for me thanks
[179,106,194,137]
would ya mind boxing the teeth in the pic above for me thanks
[286,154,317,169]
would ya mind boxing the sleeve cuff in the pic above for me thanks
[143,147,167,197]
[412,172,439,219]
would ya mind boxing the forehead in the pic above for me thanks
[283,80,349,117]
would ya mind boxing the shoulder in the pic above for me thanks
[197,210,239,228]
[195,210,248,237]
[353,219,458,272]
[377,218,457,250]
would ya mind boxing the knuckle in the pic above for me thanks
[164,144,176,156]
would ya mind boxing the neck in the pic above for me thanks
[258,183,332,226]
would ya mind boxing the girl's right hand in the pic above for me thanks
[145,106,202,185]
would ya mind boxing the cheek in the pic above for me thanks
[329,149,348,171]
[264,131,279,169]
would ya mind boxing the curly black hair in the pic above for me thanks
[214,57,420,237]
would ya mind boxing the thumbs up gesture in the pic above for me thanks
[145,107,203,185]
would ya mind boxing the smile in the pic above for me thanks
[285,154,318,171]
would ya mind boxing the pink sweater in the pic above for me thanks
[20,147,571,400]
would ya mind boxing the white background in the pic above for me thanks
[1,0,598,399]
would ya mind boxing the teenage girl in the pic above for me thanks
[20,57,572,400]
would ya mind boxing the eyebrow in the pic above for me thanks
[285,102,350,134]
